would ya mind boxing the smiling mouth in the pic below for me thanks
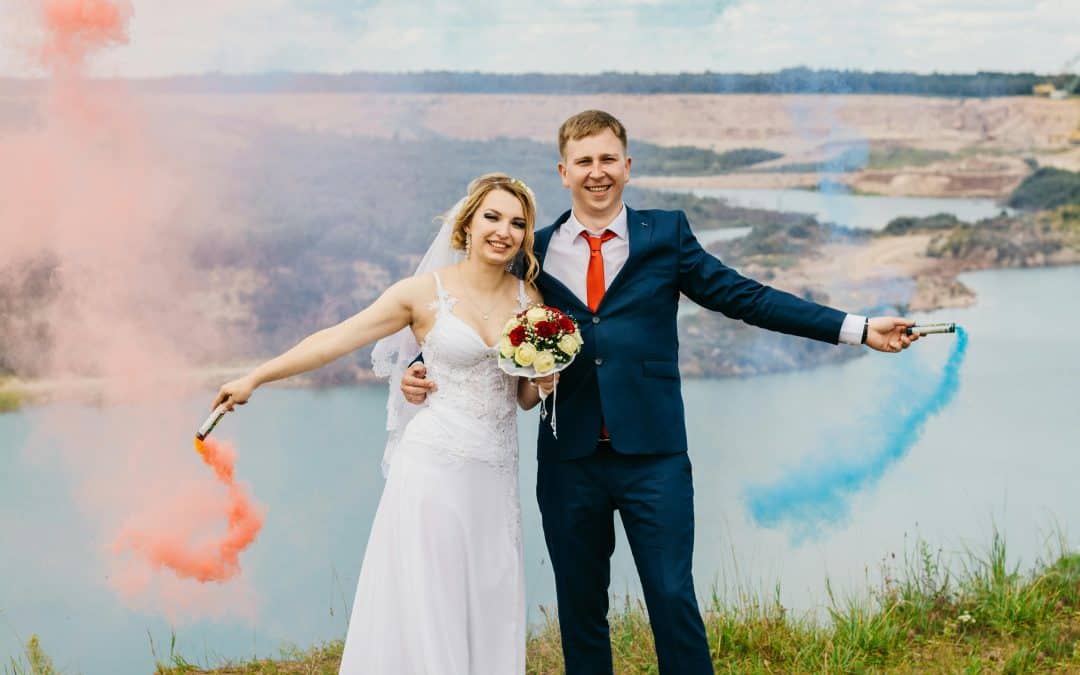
[486,239,511,252]
[585,185,612,193]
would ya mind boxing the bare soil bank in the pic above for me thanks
[146,92,1080,198]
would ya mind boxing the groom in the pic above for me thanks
[403,110,916,674]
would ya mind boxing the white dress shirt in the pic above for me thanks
[543,206,630,304]
[543,204,864,345]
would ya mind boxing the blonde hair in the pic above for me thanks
[448,173,540,288]
[558,110,628,159]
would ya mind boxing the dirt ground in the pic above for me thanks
[756,233,983,315]
[140,92,1079,198]
[5,89,1076,197]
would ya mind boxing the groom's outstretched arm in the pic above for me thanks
[676,212,918,351]
[676,211,847,344]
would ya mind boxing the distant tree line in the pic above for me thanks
[632,145,780,175]
[97,68,1051,98]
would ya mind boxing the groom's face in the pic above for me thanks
[558,128,632,224]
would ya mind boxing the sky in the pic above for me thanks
[1,0,1078,78]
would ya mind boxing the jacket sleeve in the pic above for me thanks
[676,211,846,344]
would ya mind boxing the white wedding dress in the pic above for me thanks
[339,272,527,674]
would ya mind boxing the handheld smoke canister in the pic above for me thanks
[906,322,958,336]
[195,403,229,442]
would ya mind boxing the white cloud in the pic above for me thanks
[1,0,1076,77]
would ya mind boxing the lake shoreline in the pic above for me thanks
[3,253,1077,412]
[636,163,1028,199]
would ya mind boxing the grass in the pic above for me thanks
[13,531,1080,674]
[866,146,953,171]
[0,380,25,413]
[5,634,57,675]
[151,638,345,674]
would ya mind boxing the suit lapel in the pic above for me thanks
[600,206,652,307]
[536,211,589,313]
[534,210,569,266]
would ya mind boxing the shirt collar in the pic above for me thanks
[565,204,628,240]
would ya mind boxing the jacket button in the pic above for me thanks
[592,316,600,324]
[594,358,603,366]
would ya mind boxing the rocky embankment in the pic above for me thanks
[677,202,1079,377]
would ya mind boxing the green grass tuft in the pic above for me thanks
[17,529,1074,674]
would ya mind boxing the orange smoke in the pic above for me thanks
[113,438,265,583]
[1,0,261,614]
[39,0,134,70]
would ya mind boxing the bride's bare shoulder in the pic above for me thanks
[523,282,544,306]
[390,273,440,307]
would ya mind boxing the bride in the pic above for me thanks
[211,174,550,674]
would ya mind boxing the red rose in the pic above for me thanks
[558,316,576,333]
[535,321,557,338]
[509,325,527,346]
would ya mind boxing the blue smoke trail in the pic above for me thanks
[743,327,968,540]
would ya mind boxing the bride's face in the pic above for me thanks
[466,189,528,265]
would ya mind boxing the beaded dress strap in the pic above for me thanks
[429,271,455,313]
[517,279,529,310]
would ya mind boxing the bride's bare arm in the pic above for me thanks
[213,277,421,409]
[517,374,556,410]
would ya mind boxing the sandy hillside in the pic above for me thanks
[751,233,981,317]
[138,92,1079,198]
[4,90,1075,197]
[144,93,1077,153]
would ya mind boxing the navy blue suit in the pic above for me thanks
[534,207,845,674]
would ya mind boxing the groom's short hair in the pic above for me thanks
[558,110,628,158]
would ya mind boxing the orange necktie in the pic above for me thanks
[582,229,616,441]
[582,229,617,312]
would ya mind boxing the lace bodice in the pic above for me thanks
[398,272,529,472]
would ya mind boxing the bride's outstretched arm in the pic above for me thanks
[213,277,419,410]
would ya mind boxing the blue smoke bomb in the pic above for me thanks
[743,327,968,539]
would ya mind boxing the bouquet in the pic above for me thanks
[496,305,581,437]
[496,304,582,377]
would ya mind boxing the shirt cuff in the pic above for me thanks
[838,314,866,345]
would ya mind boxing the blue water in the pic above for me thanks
[2,266,1077,673]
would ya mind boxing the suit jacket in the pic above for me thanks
[534,206,845,461]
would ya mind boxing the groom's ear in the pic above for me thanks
[557,160,570,187]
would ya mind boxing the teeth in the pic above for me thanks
[586,186,611,192]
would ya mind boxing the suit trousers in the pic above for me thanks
[537,441,713,675]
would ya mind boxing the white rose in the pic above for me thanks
[533,350,556,374]
[574,330,584,346]
[498,336,516,359]
[502,317,520,335]
[514,343,537,367]
[558,334,580,356]
[525,306,548,325]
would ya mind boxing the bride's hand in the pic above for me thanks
[532,373,558,397]
[212,376,258,412]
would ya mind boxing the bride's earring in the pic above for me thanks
[465,232,472,259]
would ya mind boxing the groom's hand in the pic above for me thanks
[865,316,919,353]
[401,362,436,404]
